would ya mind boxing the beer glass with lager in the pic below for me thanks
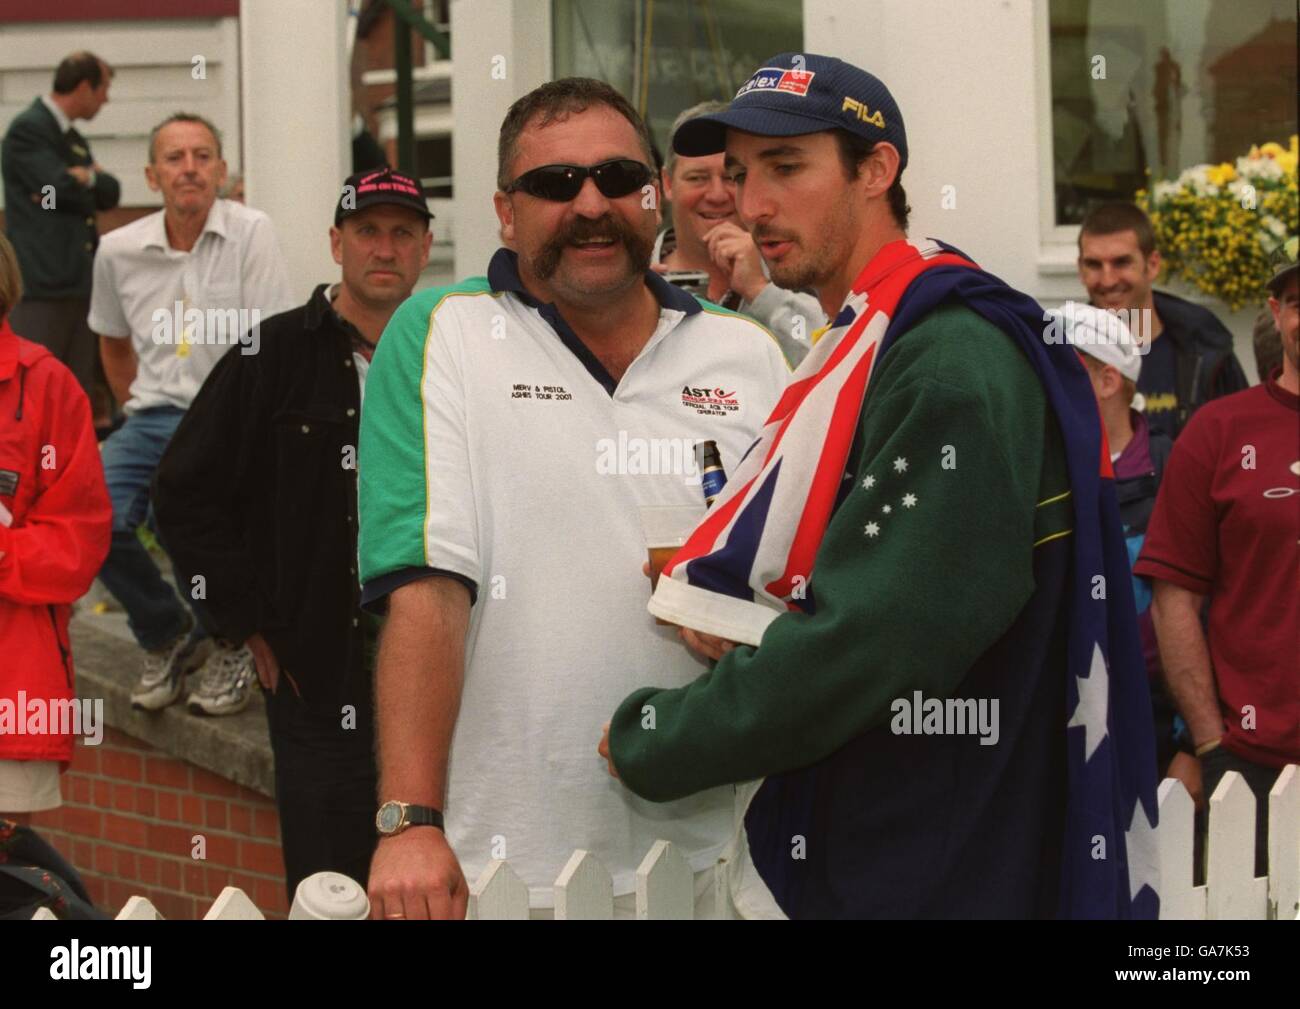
[638,504,703,623]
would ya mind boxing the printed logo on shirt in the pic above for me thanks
[735,67,815,99]
[510,382,573,402]
[1263,460,1300,498]
[681,385,739,416]
[0,469,18,497]
[1143,392,1178,415]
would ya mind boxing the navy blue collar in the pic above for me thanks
[486,248,700,396]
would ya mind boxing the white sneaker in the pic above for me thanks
[130,618,212,711]
[187,642,258,716]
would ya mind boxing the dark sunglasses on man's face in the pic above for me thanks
[505,159,655,202]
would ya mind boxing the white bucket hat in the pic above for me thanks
[1049,302,1143,384]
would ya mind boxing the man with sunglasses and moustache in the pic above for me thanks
[358,78,790,919]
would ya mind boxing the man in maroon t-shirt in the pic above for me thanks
[1135,250,1299,874]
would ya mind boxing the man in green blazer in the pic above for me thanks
[2,51,120,401]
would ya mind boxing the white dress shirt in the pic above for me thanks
[88,198,295,412]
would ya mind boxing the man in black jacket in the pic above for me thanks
[1077,202,1248,441]
[152,168,433,898]
[1,52,119,403]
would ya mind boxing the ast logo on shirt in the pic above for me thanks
[681,384,740,416]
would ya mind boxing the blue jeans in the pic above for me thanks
[97,407,207,650]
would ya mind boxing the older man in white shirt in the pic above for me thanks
[89,112,293,717]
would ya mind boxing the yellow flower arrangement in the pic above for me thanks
[1136,135,1298,310]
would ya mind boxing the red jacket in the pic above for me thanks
[0,318,110,764]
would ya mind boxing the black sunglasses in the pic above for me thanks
[505,159,655,202]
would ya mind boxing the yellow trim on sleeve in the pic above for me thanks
[1037,489,1072,508]
[1032,528,1074,549]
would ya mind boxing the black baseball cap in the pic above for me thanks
[1266,235,1297,296]
[335,168,433,227]
[672,53,907,171]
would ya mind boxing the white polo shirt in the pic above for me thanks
[88,198,294,412]
[359,249,791,905]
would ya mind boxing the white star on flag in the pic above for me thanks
[862,475,876,490]
[893,457,908,473]
[1067,643,1110,761]
[1124,795,1160,902]
[864,522,880,538]
[902,493,917,508]
[881,504,892,514]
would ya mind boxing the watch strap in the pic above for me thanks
[404,804,445,831]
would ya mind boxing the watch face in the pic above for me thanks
[376,802,403,834]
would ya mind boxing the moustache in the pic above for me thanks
[751,228,798,244]
[533,216,652,279]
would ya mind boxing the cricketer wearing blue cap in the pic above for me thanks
[601,54,1161,919]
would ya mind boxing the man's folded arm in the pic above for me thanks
[610,373,1042,802]
[3,121,94,212]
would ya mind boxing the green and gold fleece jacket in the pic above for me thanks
[609,303,1076,918]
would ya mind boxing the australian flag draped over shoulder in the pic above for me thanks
[651,238,1161,918]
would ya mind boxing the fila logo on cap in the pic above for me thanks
[842,96,886,129]
[736,67,816,99]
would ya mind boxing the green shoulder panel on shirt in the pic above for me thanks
[357,276,492,587]
[609,300,1072,801]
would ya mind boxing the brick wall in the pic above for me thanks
[29,726,288,920]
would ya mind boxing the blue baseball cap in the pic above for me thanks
[672,53,907,171]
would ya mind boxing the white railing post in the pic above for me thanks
[203,886,265,920]
[1267,764,1299,921]
[1156,778,1204,920]
[554,849,613,920]
[1205,771,1268,919]
[116,896,162,920]
[469,859,530,920]
[635,840,693,920]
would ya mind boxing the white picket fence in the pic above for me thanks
[29,767,1299,920]
[1158,765,1299,920]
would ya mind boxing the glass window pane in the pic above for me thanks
[553,0,803,158]
[1048,0,1297,224]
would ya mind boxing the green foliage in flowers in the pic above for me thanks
[1136,136,1298,310]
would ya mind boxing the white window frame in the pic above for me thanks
[1033,0,1085,278]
